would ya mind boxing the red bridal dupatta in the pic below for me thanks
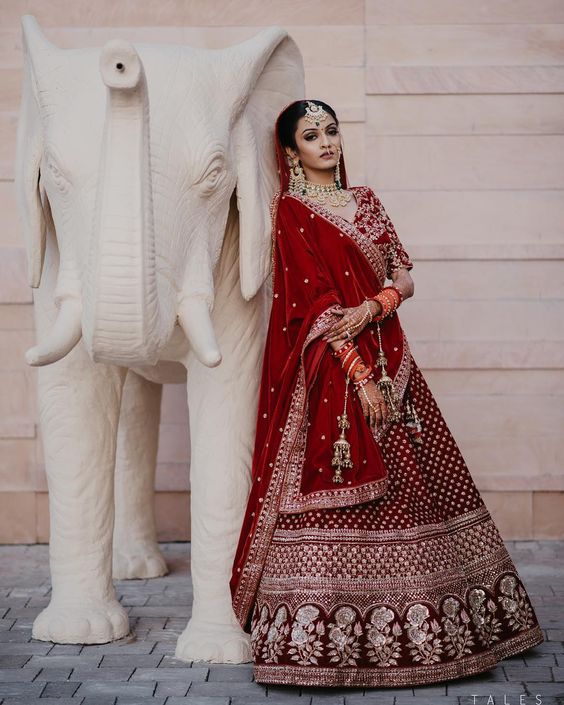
[230,105,413,630]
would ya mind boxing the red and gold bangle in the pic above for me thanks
[354,371,375,388]
[371,286,402,322]
[332,339,354,358]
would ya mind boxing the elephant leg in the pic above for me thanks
[176,217,267,664]
[32,342,128,644]
[112,370,167,579]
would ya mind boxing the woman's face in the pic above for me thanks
[285,114,342,176]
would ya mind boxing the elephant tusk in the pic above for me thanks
[177,297,222,368]
[25,298,83,367]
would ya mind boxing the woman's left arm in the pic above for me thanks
[390,266,415,301]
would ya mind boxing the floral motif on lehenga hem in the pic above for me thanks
[250,570,543,687]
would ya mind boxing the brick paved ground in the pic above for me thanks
[0,541,562,705]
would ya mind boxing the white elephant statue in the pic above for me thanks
[14,14,304,663]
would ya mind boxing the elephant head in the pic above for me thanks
[15,16,304,368]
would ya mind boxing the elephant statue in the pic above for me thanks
[14,14,304,663]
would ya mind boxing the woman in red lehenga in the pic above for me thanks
[229,99,543,687]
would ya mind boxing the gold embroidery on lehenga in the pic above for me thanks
[262,605,290,663]
[288,605,325,666]
[365,606,402,667]
[498,574,535,632]
[441,596,475,660]
[468,587,503,648]
[250,566,543,686]
[404,603,443,665]
[327,607,363,666]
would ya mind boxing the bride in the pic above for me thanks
[229,99,543,687]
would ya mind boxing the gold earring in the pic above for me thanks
[289,157,306,195]
[335,147,343,189]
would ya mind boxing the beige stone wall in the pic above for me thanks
[0,1,562,542]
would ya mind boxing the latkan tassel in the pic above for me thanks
[331,378,354,483]
[404,396,424,445]
[375,322,401,423]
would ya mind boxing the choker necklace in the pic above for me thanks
[301,178,352,207]
[288,159,352,207]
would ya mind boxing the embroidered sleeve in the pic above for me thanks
[368,188,413,279]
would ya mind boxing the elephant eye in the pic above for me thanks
[196,154,225,194]
[206,166,222,186]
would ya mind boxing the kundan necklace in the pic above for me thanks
[299,177,352,207]
[288,148,353,207]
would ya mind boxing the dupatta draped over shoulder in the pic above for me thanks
[230,102,414,630]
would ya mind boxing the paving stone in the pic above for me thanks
[154,680,191,696]
[395,698,459,705]
[533,641,564,654]
[0,667,41,681]
[120,595,150,606]
[0,618,16,630]
[504,666,554,681]
[0,630,31,642]
[310,697,344,705]
[526,683,564,696]
[74,681,156,698]
[447,680,528,696]
[0,599,29,610]
[234,699,306,705]
[100,653,163,668]
[80,640,157,654]
[147,628,181,641]
[116,699,166,705]
[43,643,83,655]
[166,699,230,705]
[411,683,449,696]
[0,682,46,699]
[207,665,254,682]
[128,606,192,617]
[2,700,77,705]
[306,688,362,697]
[41,680,81,697]
[524,654,558,666]
[36,666,73,681]
[24,654,103,668]
[131,666,208,681]
[547,630,564,641]
[69,667,135,681]
[0,642,52,655]
[80,698,117,705]
[0,654,31,667]
[344,697,394,705]
[188,681,268,696]
[160,654,193,668]
[267,685,313,700]
[364,687,416,697]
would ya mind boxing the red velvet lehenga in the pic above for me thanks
[229,103,543,687]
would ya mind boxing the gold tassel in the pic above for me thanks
[375,322,401,423]
[331,377,354,483]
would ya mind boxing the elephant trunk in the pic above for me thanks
[82,40,168,367]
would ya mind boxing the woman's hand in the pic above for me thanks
[323,301,380,343]
[355,380,388,431]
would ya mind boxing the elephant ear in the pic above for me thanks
[15,16,57,288]
[226,28,305,302]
